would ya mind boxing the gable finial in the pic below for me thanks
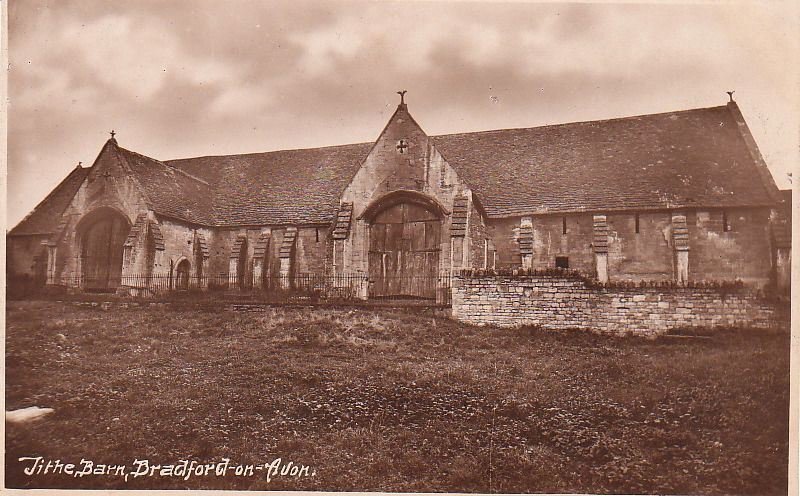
[726,91,735,103]
[397,90,407,105]
[110,129,116,140]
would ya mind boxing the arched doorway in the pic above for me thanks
[175,259,191,290]
[78,208,131,292]
[368,198,442,299]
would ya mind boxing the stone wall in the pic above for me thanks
[153,217,197,276]
[451,271,787,336]
[7,235,48,277]
[296,226,328,274]
[688,208,773,286]
[485,207,776,286]
[468,201,491,269]
[607,212,673,281]
[532,214,595,273]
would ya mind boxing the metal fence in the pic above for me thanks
[30,272,453,306]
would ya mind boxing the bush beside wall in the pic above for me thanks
[451,273,788,336]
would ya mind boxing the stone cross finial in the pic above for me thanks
[726,91,735,103]
[110,129,116,139]
[397,90,407,105]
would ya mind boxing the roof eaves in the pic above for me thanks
[483,202,778,219]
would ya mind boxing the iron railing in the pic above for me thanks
[36,272,453,306]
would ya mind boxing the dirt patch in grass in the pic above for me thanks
[5,301,790,493]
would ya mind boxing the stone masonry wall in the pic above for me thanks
[338,104,474,275]
[451,272,787,336]
[486,207,775,286]
[688,208,773,286]
[607,212,673,281]
[8,235,48,277]
[296,226,328,274]
[56,146,153,285]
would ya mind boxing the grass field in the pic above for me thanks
[5,301,790,493]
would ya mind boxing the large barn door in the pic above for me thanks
[369,202,441,299]
[81,213,129,292]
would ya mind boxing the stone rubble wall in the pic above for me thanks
[451,273,788,336]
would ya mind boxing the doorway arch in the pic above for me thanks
[77,208,131,292]
[366,193,443,299]
[175,259,191,290]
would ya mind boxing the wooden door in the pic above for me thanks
[369,203,441,299]
[81,215,128,291]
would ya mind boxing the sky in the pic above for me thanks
[6,0,799,228]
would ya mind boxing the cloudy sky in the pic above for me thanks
[7,0,799,227]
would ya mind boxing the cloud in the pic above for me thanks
[6,1,798,228]
[59,15,242,100]
[208,84,275,117]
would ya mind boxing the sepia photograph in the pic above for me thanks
[4,0,797,494]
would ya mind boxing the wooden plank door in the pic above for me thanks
[369,202,440,299]
[81,215,128,291]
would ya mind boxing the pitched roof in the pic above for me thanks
[432,104,780,217]
[166,143,372,225]
[10,165,89,235]
[12,102,782,231]
[116,146,215,225]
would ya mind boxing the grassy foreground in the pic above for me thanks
[5,301,789,493]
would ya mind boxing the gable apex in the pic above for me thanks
[372,99,430,146]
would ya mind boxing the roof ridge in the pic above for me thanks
[117,146,210,186]
[432,105,730,139]
[160,105,731,166]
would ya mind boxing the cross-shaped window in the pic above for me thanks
[396,139,408,154]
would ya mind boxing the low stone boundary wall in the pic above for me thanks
[451,272,788,336]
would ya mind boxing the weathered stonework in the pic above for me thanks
[7,100,790,302]
[337,103,480,279]
[688,208,773,286]
[452,273,788,335]
[592,215,610,283]
[607,212,673,281]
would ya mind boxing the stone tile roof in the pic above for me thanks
[166,143,372,226]
[165,103,777,225]
[116,147,215,225]
[10,166,90,235]
[433,104,780,218]
[13,103,781,232]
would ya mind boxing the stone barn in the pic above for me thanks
[7,94,791,299]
